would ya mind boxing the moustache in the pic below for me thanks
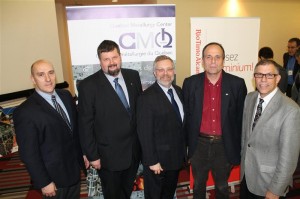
[108,64,118,68]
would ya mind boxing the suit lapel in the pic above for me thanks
[252,91,281,134]
[98,69,131,116]
[194,74,205,125]
[246,92,258,137]
[122,70,134,109]
[57,90,74,129]
[221,72,230,128]
[154,82,182,124]
[32,91,70,127]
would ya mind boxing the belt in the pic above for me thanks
[199,133,222,140]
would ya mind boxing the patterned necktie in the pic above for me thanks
[51,95,72,130]
[252,98,264,130]
[167,88,182,122]
[114,78,131,115]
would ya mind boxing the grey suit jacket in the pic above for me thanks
[241,89,300,196]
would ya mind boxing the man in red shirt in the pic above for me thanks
[183,42,247,199]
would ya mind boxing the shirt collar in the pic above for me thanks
[35,89,57,100]
[257,87,278,106]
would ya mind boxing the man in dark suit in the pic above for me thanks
[13,59,87,199]
[258,46,288,94]
[137,55,186,199]
[283,37,300,97]
[183,42,247,199]
[78,40,142,199]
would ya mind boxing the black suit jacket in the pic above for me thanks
[283,52,300,82]
[183,71,247,165]
[78,69,142,171]
[137,82,186,170]
[276,62,288,93]
[13,89,84,189]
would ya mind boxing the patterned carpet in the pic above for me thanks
[1,152,300,199]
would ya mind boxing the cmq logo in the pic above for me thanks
[119,28,173,49]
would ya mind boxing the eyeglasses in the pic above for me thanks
[155,68,174,73]
[254,73,278,79]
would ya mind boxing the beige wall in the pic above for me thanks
[1,0,64,95]
[157,0,300,87]
[2,0,300,96]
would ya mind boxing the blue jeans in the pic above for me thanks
[190,136,231,199]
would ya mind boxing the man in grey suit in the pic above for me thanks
[240,59,300,199]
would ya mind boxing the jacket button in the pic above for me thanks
[248,144,250,147]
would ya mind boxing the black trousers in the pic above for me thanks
[98,157,140,199]
[190,137,231,199]
[143,166,179,199]
[42,181,80,199]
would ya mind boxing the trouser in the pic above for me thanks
[42,181,80,199]
[190,136,231,199]
[98,156,140,199]
[143,166,179,199]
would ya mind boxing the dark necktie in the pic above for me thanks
[51,95,72,130]
[252,98,264,130]
[167,88,182,122]
[114,78,131,115]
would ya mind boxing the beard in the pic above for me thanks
[156,75,174,88]
[107,64,121,76]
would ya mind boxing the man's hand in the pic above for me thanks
[90,159,101,170]
[265,191,279,199]
[41,182,57,197]
[83,155,90,169]
[149,163,163,175]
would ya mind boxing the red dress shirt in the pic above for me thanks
[200,73,222,135]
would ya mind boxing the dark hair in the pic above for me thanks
[97,40,121,58]
[255,59,279,74]
[202,42,225,59]
[288,38,300,47]
[258,47,273,59]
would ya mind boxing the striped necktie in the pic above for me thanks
[51,95,72,130]
[252,98,264,130]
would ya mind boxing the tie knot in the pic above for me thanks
[51,95,56,101]
[167,88,174,97]
[259,98,264,104]
[114,78,119,83]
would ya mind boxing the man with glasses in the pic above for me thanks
[240,59,300,199]
[137,55,186,199]
[283,37,300,97]
[183,42,247,199]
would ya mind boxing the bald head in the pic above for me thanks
[30,59,56,94]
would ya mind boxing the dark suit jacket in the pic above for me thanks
[13,89,84,189]
[277,63,288,93]
[78,69,142,171]
[182,70,247,165]
[137,82,186,170]
[283,52,300,82]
